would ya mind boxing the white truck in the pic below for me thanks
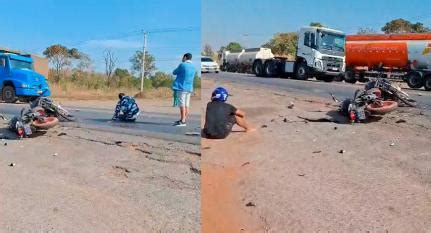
[252,27,346,82]
[220,48,274,73]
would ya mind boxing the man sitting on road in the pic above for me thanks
[112,93,140,122]
[203,87,255,139]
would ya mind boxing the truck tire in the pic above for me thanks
[295,62,309,80]
[2,85,18,103]
[344,69,356,84]
[264,60,278,77]
[424,74,431,91]
[252,60,264,77]
[406,71,423,89]
[334,74,344,82]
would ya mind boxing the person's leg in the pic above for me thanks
[184,92,191,121]
[178,91,186,123]
[235,115,255,132]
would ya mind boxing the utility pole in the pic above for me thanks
[140,31,148,93]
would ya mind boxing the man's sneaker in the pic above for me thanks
[173,120,186,127]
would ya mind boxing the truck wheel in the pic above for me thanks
[424,75,431,91]
[252,60,264,77]
[264,60,278,77]
[334,74,344,82]
[406,71,423,89]
[2,85,18,103]
[295,62,309,80]
[344,69,356,84]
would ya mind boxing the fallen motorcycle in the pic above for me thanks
[9,107,59,138]
[339,89,398,123]
[29,97,74,121]
[365,72,417,107]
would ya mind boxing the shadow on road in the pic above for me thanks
[90,118,174,126]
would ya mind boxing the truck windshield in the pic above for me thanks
[10,59,33,70]
[318,32,345,52]
[201,57,214,62]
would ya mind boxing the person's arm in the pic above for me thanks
[173,63,182,75]
[235,109,245,118]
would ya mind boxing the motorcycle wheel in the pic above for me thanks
[32,117,59,129]
[393,91,417,107]
[366,101,398,115]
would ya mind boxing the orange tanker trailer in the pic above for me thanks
[345,33,431,90]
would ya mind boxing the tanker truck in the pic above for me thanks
[220,48,274,73]
[345,33,431,91]
[250,27,346,82]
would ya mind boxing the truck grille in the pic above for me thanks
[322,56,343,71]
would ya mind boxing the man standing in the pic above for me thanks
[172,53,196,127]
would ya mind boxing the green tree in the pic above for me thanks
[114,68,136,88]
[381,18,431,34]
[129,51,156,78]
[262,32,298,57]
[310,22,324,27]
[202,43,215,57]
[151,71,173,88]
[225,42,243,52]
[43,44,83,82]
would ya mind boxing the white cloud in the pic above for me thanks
[83,39,142,49]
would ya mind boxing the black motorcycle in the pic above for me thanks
[30,97,74,121]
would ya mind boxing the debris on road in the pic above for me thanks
[245,202,256,207]
[312,150,322,154]
[261,125,268,128]
[58,132,67,136]
[298,173,305,176]
[390,143,395,146]
[396,119,407,123]
[334,127,338,130]
[338,150,345,154]
[114,165,131,173]
[202,146,211,150]
[9,163,15,167]
[298,116,337,123]
[185,132,200,136]
[288,102,295,109]
[53,153,58,156]
[241,162,250,167]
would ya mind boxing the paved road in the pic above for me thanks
[0,103,200,144]
[205,72,431,114]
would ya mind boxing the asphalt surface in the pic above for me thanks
[204,72,431,114]
[0,103,200,144]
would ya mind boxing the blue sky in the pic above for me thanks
[202,0,431,50]
[0,0,200,74]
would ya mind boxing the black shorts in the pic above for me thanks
[204,115,236,139]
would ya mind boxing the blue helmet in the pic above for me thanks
[211,87,228,102]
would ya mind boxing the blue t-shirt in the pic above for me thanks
[172,61,196,92]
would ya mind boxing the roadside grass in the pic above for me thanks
[50,82,201,100]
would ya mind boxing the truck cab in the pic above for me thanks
[294,27,346,80]
[0,52,51,103]
[253,26,346,82]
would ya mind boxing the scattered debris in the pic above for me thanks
[390,143,395,146]
[57,132,67,136]
[135,148,153,154]
[9,163,15,167]
[334,126,338,130]
[417,93,423,96]
[241,162,250,167]
[330,92,340,102]
[283,118,288,123]
[261,124,268,128]
[298,173,305,176]
[396,119,406,124]
[245,202,256,207]
[185,132,200,136]
[288,102,295,109]
[53,153,58,156]
[202,146,211,150]
[190,166,201,175]
[339,150,345,154]
[312,150,321,154]
[114,165,131,173]
[115,141,123,145]
[186,150,201,156]
[3,142,7,146]
[298,116,337,123]
[270,119,275,122]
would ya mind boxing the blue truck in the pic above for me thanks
[0,50,51,103]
